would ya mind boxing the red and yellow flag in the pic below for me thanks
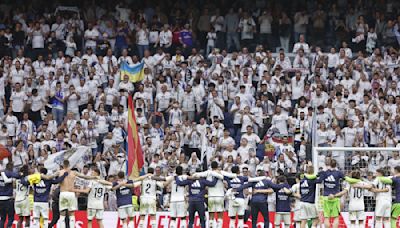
[127,95,144,179]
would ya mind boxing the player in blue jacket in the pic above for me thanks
[237,168,274,228]
[270,175,292,228]
[0,163,22,228]
[176,175,217,228]
[32,167,68,227]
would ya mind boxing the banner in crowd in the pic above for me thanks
[44,146,91,171]
[127,95,145,178]
[9,211,400,228]
[120,61,145,82]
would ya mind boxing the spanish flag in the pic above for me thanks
[120,61,145,83]
[127,95,144,179]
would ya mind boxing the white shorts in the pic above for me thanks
[140,196,157,215]
[118,206,134,220]
[293,206,301,222]
[33,202,49,219]
[228,198,246,217]
[59,192,78,212]
[375,201,391,217]
[170,201,186,218]
[15,199,30,216]
[349,211,365,221]
[87,208,104,220]
[208,196,224,213]
[299,202,318,220]
[275,213,291,225]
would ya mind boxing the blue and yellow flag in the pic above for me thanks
[120,61,145,82]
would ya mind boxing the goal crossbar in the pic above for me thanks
[312,146,400,173]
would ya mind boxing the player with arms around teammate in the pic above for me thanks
[225,166,269,228]
[73,167,113,228]
[0,163,21,228]
[298,165,321,228]
[138,167,165,228]
[58,160,100,228]
[32,167,68,228]
[318,159,344,228]
[370,168,392,228]
[192,161,226,228]
[163,166,189,228]
[13,165,31,228]
[237,168,274,228]
[112,171,149,228]
[176,173,218,228]
[334,170,373,228]
[270,175,293,228]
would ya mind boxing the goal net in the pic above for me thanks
[312,146,400,226]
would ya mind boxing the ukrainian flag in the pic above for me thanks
[120,61,145,83]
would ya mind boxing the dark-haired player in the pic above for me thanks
[193,161,225,228]
[32,167,68,228]
[73,167,112,228]
[176,173,217,228]
[164,166,189,228]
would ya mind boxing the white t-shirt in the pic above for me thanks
[159,30,172,46]
[241,133,260,149]
[137,29,149,45]
[84,29,100,48]
[271,113,289,135]
[11,91,27,112]
[156,92,171,111]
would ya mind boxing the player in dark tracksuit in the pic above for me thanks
[269,176,293,228]
[238,169,274,228]
[0,163,21,228]
[176,176,217,228]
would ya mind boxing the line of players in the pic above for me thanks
[0,159,400,228]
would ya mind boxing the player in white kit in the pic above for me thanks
[13,166,30,228]
[73,168,112,228]
[193,161,227,228]
[289,174,301,228]
[371,168,392,228]
[342,171,373,228]
[164,166,188,228]
[138,167,164,228]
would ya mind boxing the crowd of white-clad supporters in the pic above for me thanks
[0,1,400,212]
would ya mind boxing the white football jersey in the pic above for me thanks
[345,182,365,211]
[169,176,186,202]
[87,181,111,209]
[373,178,392,202]
[205,171,224,197]
[15,179,29,202]
[141,177,158,200]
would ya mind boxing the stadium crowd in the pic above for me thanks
[0,0,400,227]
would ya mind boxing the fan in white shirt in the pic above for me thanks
[292,35,310,54]
[241,126,261,149]
[271,106,289,135]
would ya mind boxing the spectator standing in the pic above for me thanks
[224,8,240,52]
[136,23,150,59]
[258,10,273,50]
[210,9,225,50]
[238,12,256,51]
